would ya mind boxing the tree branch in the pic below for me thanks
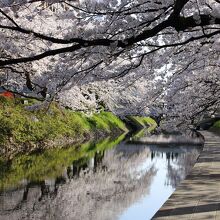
[0,0,220,67]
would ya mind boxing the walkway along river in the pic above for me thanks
[0,132,203,220]
[153,131,220,219]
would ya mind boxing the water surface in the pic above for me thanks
[0,134,202,220]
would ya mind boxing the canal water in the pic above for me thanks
[0,133,202,220]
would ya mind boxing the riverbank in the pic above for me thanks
[0,97,128,158]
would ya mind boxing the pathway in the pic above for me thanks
[153,131,220,220]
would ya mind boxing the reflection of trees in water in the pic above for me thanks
[0,146,156,220]
[165,149,200,188]
[150,151,178,161]
[149,145,200,188]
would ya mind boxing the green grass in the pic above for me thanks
[126,116,157,140]
[128,116,157,131]
[88,111,128,132]
[0,97,127,147]
[212,120,220,129]
[0,102,86,144]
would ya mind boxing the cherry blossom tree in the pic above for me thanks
[0,0,219,125]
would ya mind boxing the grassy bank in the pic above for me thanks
[211,120,220,131]
[125,116,157,140]
[127,116,157,131]
[212,120,220,128]
[0,97,127,156]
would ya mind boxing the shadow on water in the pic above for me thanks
[0,132,202,220]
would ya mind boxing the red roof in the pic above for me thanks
[0,91,14,98]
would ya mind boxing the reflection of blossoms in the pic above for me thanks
[0,146,156,220]
[39,148,156,220]
[166,149,200,188]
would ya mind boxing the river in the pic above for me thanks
[0,133,202,220]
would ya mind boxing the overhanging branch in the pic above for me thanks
[0,1,220,67]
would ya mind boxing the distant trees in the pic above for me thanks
[0,0,219,126]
